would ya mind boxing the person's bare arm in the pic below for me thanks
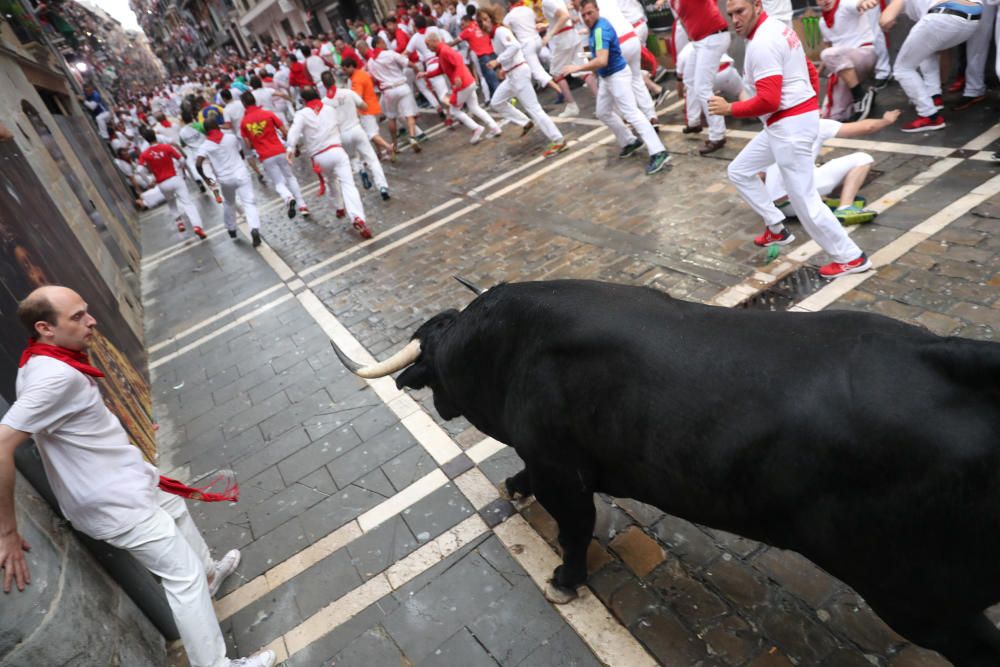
[836,109,901,138]
[0,425,32,593]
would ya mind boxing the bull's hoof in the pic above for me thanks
[502,472,533,502]
[544,582,579,605]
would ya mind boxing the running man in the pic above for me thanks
[196,117,263,247]
[562,0,670,174]
[137,126,207,240]
[424,31,504,145]
[710,0,871,278]
[239,91,310,219]
[359,37,427,154]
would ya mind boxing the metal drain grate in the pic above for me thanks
[740,266,826,311]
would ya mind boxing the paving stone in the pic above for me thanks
[605,577,662,628]
[649,557,729,625]
[281,595,401,667]
[753,548,841,609]
[232,426,312,482]
[401,483,475,544]
[479,497,516,528]
[467,578,569,666]
[759,597,840,665]
[476,535,531,588]
[593,496,636,546]
[329,425,418,488]
[703,555,771,613]
[289,548,365,619]
[247,481,330,538]
[299,483,385,543]
[347,404,399,441]
[609,525,667,578]
[631,608,712,666]
[441,452,474,479]
[821,591,904,654]
[519,501,559,546]
[888,645,950,666]
[420,627,499,667]
[331,626,405,667]
[276,426,362,485]
[477,447,525,487]
[383,446,438,491]
[297,467,337,496]
[347,515,420,580]
[383,549,513,663]
[229,573,303,656]
[652,514,724,568]
[701,615,762,666]
[353,467,397,499]
[235,516,310,582]
[515,624,602,667]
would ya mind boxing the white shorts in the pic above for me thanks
[548,29,584,78]
[360,115,380,139]
[383,84,418,120]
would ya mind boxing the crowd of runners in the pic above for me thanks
[85,0,997,277]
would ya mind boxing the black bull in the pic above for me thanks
[332,279,1000,665]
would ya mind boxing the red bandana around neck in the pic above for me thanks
[305,98,324,113]
[822,0,839,26]
[19,340,104,377]
[159,119,172,128]
[369,47,383,60]
[510,0,525,6]
[325,86,337,99]
[206,128,224,143]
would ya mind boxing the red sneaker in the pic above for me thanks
[753,227,795,248]
[213,191,223,204]
[336,208,346,219]
[176,220,186,232]
[193,226,207,240]
[900,115,945,133]
[932,94,943,110]
[819,253,871,279]
[946,76,964,93]
[352,217,373,239]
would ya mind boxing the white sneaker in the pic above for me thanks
[485,125,502,139]
[558,103,579,118]
[227,649,276,667]
[208,549,241,597]
[470,126,485,144]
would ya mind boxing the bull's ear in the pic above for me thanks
[396,363,430,390]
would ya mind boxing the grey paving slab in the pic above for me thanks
[382,446,438,492]
[329,626,404,667]
[328,424,419,489]
[400,483,475,544]
[346,515,420,580]
[276,425,361,486]
[468,578,569,666]
[419,627,500,667]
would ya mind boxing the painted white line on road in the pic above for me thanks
[494,515,659,667]
[149,293,294,370]
[709,156,964,308]
[357,469,449,532]
[706,127,956,158]
[467,437,508,463]
[148,283,285,354]
[142,226,230,270]
[792,173,1000,312]
[963,122,1000,151]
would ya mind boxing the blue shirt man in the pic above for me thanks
[588,16,627,78]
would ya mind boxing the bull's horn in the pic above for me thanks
[453,275,484,296]
[329,339,421,379]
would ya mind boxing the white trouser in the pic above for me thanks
[766,151,874,201]
[140,185,165,208]
[964,3,997,97]
[521,36,554,87]
[634,20,649,44]
[314,146,365,222]
[342,125,388,189]
[596,67,665,155]
[687,30,730,141]
[866,8,892,79]
[548,29,584,76]
[219,176,259,231]
[416,73,445,109]
[716,66,745,101]
[820,46,877,120]
[728,111,862,263]
[261,153,304,205]
[95,110,112,139]
[452,85,499,132]
[360,115,381,139]
[490,66,564,142]
[383,84,419,119]
[620,36,656,121]
[159,175,203,227]
[895,13,979,117]
[105,492,226,667]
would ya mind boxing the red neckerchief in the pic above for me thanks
[418,26,427,34]
[19,340,104,377]
[747,11,769,39]
[510,0,524,6]
[489,26,498,38]
[369,47,383,60]
[305,98,324,113]
[159,119,172,128]
[822,0,839,26]
[206,128,224,143]
[325,85,337,99]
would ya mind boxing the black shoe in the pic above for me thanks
[361,170,372,190]
[851,88,875,122]
[257,173,266,184]
[618,138,643,158]
[871,77,891,91]
[287,198,297,219]
[228,229,237,239]
[251,229,261,247]
[953,95,985,111]
[520,121,534,137]
[682,124,703,134]
[380,187,390,200]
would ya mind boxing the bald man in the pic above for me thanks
[0,286,274,667]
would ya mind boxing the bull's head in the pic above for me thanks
[329,276,484,419]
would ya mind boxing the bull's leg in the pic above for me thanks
[909,614,1000,667]
[502,468,533,501]
[529,463,596,605]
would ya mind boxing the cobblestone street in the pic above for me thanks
[143,84,1000,667]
